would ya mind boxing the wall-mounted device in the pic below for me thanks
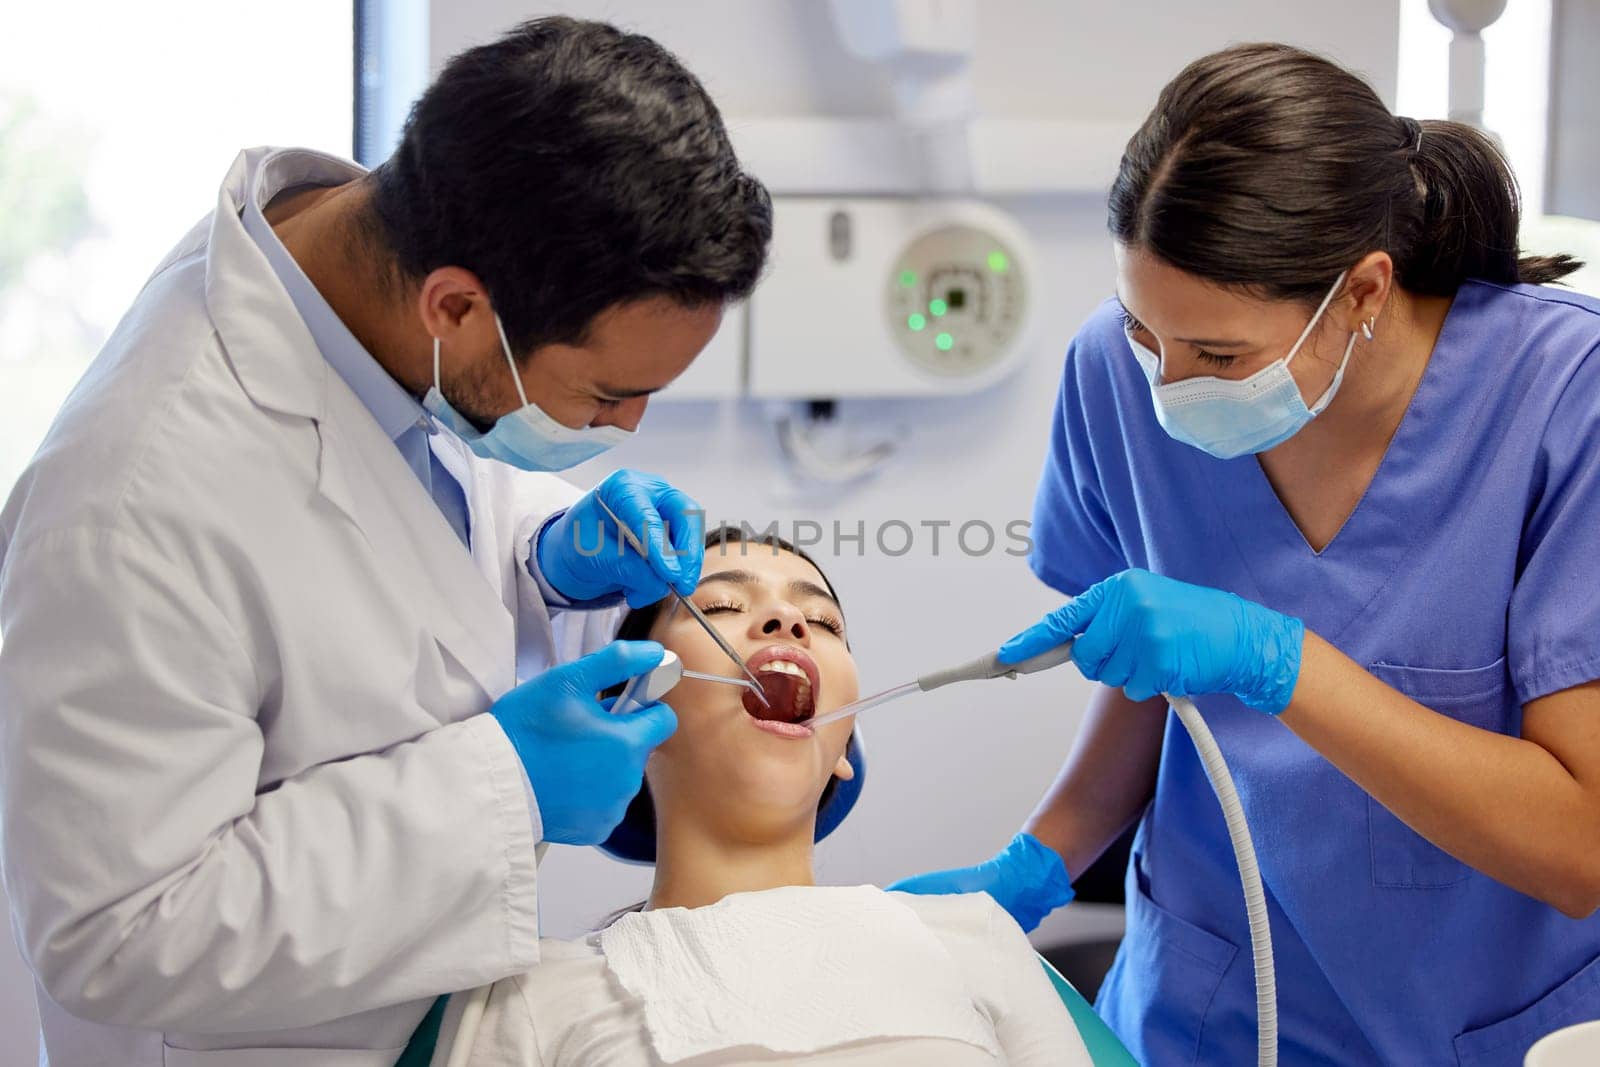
[648,0,1049,485]
[748,198,1035,399]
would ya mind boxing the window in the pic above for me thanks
[1396,0,1553,217]
[0,9,352,1050]
[355,0,429,166]
[0,1,354,499]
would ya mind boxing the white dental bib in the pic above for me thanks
[597,885,1002,1063]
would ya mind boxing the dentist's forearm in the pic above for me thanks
[1024,683,1166,881]
[14,718,540,1031]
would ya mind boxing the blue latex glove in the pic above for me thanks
[889,832,1076,933]
[490,640,677,845]
[538,469,705,608]
[1000,568,1306,714]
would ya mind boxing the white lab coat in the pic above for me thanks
[0,149,621,1065]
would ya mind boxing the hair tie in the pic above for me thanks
[1399,116,1423,155]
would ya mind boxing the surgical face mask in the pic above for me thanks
[1125,271,1358,460]
[423,315,633,472]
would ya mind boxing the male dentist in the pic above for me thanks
[0,17,770,1064]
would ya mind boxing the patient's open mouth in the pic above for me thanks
[741,647,820,725]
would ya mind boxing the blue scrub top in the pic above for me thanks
[1031,281,1600,1066]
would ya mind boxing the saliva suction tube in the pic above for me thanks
[1165,690,1278,1067]
[806,639,1280,1066]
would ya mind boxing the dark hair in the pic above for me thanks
[599,526,850,926]
[369,16,772,353]
[1108,42,1580,301]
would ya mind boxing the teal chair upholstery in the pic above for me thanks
[394,995,448,1067]
[395,956,1136,1065]
[1038,956,1139,1066]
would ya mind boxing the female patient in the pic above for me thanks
[434,528,1089,1065]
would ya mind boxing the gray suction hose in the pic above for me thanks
[1168,693,1277,1067]
[924,641,1278,1066]
[915,643,1077,691]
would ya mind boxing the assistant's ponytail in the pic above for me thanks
[1401,118,1582,294]
[1109,43,1583,303]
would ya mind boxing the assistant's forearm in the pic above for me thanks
[1023,683,1166,879]
[1283,632,1600,916]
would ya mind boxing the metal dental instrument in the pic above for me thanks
[804,642,1077,729]
[611,649,769,716]
[591,495,770,706]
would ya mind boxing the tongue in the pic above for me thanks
[743,673,812,723]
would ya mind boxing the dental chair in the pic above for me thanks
[394,955,1136,1066]
[1039,955,1139,1066]
[399,740,1137,1064]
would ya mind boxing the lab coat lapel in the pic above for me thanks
[429,431,566,683]
[205,148,514,702]
[316,379,516,702]
[204,148,325,423]
[428,431,504,594]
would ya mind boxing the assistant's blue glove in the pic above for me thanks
[889,832,1076,933]
[490,641,677,845]
[538,469,705,608]
[1001,568,1305,714]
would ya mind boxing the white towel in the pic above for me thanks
[597,885,1002,1063]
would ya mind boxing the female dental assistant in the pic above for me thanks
[895,43,1600,1066]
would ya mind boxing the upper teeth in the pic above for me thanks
[758,660,808,680]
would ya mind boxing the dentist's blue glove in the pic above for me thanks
[538,469,705,608]
[1000,568,1305,714]
[490,641,677,845]
[889,832,1076,933]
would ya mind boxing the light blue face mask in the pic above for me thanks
[423,315,633,472]
[1125,271,1359,460]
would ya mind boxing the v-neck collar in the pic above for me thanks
[1248,352,1433,561]
[1189,285,1490,641]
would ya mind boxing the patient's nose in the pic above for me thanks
[751,600,809,643]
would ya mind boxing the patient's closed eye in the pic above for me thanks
[807,613,844,636]
[702,598,843,636]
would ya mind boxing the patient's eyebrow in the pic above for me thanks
[696,570,841,610]
[786,579,840,611]
[696,569,761,589]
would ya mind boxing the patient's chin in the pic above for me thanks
[729,797,825,837]
[725,752,828,805]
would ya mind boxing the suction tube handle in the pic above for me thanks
[915,641,1075,693]
[611,650,684,715]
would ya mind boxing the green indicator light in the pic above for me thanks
[929,298,948,317]
[907,313,927,331]
[935,332,955,351]
[987,250,1009,273]
[899,269,917,288]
